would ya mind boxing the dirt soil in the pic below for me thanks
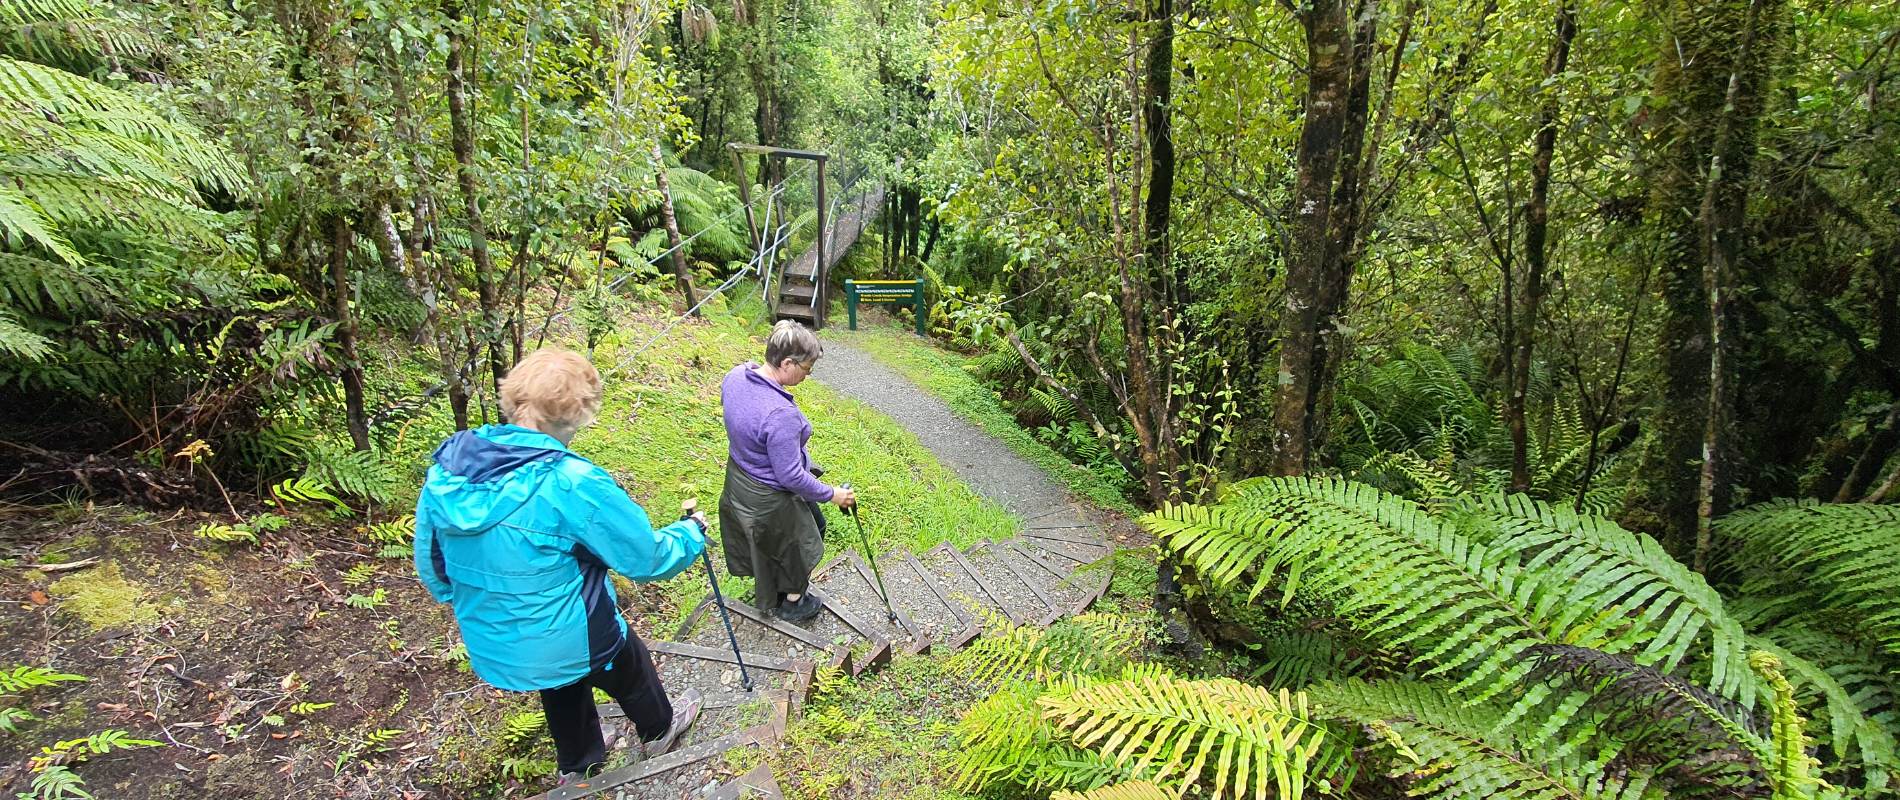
[0,504,680,800]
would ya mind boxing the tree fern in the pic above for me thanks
[1716,502,1900,659]
[1039,671,1347,800]
[1307,679,1663,800]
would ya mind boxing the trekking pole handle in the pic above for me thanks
[680,498,709,536]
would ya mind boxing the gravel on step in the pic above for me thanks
[882,550,974,644]
[918,545,1013,625]
[961,541,1061,625]
[807,555,916,650]
[677,601,833,665]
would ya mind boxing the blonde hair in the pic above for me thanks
[500,348,603,435]
[764,320,822,368]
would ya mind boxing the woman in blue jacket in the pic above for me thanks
[414,348,706,784]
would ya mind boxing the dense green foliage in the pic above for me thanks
[1,0,1895,795]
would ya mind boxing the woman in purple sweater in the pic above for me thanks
[718,321,857,621]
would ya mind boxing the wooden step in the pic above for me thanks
[919,543,1020,627]
[775,304,816,325]
[889,550,981,650]
[778,283,816,302]
[1018,530,1112,567]
[963,539,1065,627]
[809,551,928,654]
[706,764,785,799]
[1001,539,1113,616]
[675,596,843,671]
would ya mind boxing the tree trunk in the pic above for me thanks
[1837,408,1900,501]
[652,143,700,314]
[1305,0,1379,464]
[444,0,508,415]
[1269,0,1354,476]
[1694,0,1782,571]
[1510,0,1576,493]
[1631,0,1780,555]
[330,214,371,451]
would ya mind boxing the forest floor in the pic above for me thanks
[0,295,1155,799]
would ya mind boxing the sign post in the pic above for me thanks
[844,279,928,336]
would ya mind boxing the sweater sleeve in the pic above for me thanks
[762,406,835,502]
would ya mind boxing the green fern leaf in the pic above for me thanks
[1717,502,1900,660]
[1308,679,1663,800]
[1040,672,1345,800]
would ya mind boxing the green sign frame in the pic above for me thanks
[844,279,928,336]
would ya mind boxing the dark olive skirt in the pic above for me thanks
[717,461,825,611]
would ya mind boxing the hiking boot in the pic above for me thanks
[775,591,822,622]
[645,688,703,757]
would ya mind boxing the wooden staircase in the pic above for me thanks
[545,522,1113,800]
[772,184,884,330]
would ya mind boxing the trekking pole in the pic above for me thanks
[683,498,753,693]
[839,483,898,623]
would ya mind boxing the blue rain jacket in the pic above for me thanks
[414,424,705,692]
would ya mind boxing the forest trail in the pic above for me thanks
[569,332,1119,800]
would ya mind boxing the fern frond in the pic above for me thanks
[1149,484,1562,704]
[1457,493,1754,703]
[1053,782,1172,800]
[1040,672,1345,800]
[1309,679,1663,800]
[957,679,1130,792]
[0,665,86,693]
[0,306,50,359]
[1717,502,1900,659]
[1749,638,1896,794]
[1750,651,1826,800]
[273,475,346,511]
[0,183,79,263]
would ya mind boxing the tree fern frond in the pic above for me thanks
[1717,502,1900,659]
[1308,679,1664,800]
[1053,781,1173,800]
[1457,493,1754,703]
[1039,672,1346,800]
[0,306,50,359]
[957,679,1131,792]
[0,184,80,263]
[0,0,93,25]
[0,250,115,314]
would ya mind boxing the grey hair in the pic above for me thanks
[764,320,823,368]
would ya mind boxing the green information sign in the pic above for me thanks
[844,279,928,336]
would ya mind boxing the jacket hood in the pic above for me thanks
[422,425,571,535]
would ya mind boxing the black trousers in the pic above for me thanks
[538,634,672,775]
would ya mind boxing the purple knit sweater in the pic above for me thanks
[720,363,835,502]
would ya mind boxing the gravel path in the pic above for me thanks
[812,338,1095,532]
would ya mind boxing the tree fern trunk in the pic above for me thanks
[330,215,370,452]
[652,143,699,315]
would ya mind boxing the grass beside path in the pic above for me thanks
[825,323,1139,517]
